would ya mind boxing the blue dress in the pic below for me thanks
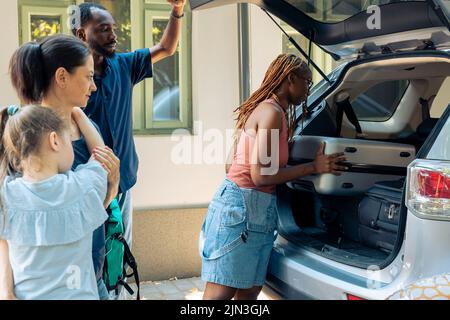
[0,160,108,300]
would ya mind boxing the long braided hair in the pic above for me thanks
[234,53,310,142]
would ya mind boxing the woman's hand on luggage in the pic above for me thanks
[313,142,347,175]
[93,146,120,207]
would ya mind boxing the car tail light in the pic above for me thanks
[406,159,450,220]
[417,170,450,199]
[346,293,366,300]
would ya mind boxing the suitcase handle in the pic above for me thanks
[400,152,411,158]
[387,204,397,220]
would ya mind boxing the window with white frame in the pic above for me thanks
[18,0,192,135]
[19,0,73,42]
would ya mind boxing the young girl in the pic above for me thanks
[200,54,347,300]
[0,105,113,300]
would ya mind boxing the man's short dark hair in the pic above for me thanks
[71,2,108,35]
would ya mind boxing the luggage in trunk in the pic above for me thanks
[358,179,405,253]
[287,136,415,195]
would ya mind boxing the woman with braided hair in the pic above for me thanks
[200,54,347,300]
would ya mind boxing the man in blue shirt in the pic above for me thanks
[72,0,186,299]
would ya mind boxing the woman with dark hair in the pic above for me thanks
[0,34,120,300]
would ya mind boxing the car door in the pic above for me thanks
[190,0,450,60]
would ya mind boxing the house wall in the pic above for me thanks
[0,0,19,107]
[132,4,292,281]
[132,4,242,281]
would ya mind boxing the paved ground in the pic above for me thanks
[127,277,274,300]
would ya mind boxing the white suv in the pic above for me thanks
[191,0,450,300]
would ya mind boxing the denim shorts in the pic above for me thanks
[199,178,278,289]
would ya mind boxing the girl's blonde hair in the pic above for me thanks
[0,105,67,182]
[234,53,310,140]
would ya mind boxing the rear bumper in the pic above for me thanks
[266,240,404,300]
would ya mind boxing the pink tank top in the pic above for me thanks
[227,99,289,194]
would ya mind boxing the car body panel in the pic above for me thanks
[190,0,450,59]
[268,94,450,299]
[191,0,450,300]
[269,187,450,300]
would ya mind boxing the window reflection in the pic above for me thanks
[30,15,61,42]
[152,19,180,122]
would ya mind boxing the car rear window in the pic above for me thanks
[352,80,409,122]
[284,0,426,23]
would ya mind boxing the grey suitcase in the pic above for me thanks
[287,136,415,195]
[358,179,404,252]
